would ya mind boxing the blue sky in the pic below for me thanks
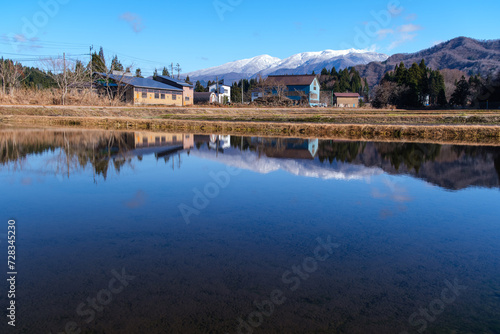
[1,0,499,76]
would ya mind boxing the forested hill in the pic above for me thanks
[356,37,500,87]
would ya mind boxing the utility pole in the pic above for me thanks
[89,46,93,93]
[216,76,219,104]
[171,63,174,78]
[63,52,66,105]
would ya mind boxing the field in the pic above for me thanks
[1,105,500,145]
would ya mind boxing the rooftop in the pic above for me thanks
[266,74,317,86]
[96,73,182,91]
[155,75,194,88]
[334,93,360,98]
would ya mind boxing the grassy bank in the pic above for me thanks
[1,105,500,145]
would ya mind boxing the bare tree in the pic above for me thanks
[0,58,24,96]
[42,56,86,105]
[265,77,288,102]
[99,58,135,105]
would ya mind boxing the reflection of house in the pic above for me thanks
[194,92,217,104]
[209,135,231,150]
[266,75,320,106]
[134,132,194,150]
[333,93,360,108]
[153,76,194,106]
[95,73,184,106]
[208,83,231,103]
[250,137,319,160]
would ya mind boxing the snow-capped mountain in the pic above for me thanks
[186,49,388,84]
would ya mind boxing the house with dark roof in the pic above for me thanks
[265,75,320,106]
[153,76,194,106]
[333,93,360,108]
[95,72,184,106]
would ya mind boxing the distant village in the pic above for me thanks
[95,71,362,108]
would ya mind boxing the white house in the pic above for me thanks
[208,83,231,104]
[251,89,264,102]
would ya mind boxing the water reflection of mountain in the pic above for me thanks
[195,136,500,190]
[318,141,500,190]
[1,129,499,190]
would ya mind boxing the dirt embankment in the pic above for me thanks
[1,105,500,145]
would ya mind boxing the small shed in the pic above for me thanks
[333,93,360,108]
[194,92,217,104]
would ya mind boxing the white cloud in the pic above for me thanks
[405,13,418,21]
[388,33,417,50]
[386,24,423,51]
[376,29,394,40]
[398,24,422,33]
[119,12,144,33]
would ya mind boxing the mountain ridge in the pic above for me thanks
[186,49,388,84]
[355,37,500,87]
[186,37,500,87]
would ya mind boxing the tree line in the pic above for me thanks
[371,59,500,109]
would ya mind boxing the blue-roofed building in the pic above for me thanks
[265,75,320,106]
[95,72,184,106]
[153,76,194,106]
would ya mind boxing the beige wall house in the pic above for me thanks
[153,76,194,106]
[97,73,184,106]
[333,93,360,108]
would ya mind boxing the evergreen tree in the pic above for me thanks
[91,52,106,73]
[437,88,447,107]
[231,82,241,103]
[450,76,470,107]
[321,68,329,75]
[98,47,105,62]
[110,55,124,72]
[135,68,143,78]
[153,68,158,79]
[162,67,170,77]
[331,66,338,78]
[363,78,370,100]
[185,75,191,84]
[194,80,205,92]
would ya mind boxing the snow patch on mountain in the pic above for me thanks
[186,49,389,83]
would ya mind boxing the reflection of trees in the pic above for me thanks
[377,143,441,173]
[318,141,365,164]
[0,130,134,181]
[452,145,500,182]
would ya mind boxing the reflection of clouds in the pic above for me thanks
[125,191,147,209]
[372,177,413,219]
[382,178,412,203]
[372,178,412,202]
[192,149,383,181]
[21,177,33,185]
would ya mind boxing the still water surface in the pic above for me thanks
[0,128,499,334]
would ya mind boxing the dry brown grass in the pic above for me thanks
[0,88,125,106]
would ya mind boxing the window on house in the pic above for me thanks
[142,92,147,98]
[173,136,177,142]
[314,86,317,90]
[143,137,148,145]
[172,94,176,100]
[185,97,190,101]
[161,136,166,143]
[155,137,160,144]
[161,94,165,99]
[155,93,160,99]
